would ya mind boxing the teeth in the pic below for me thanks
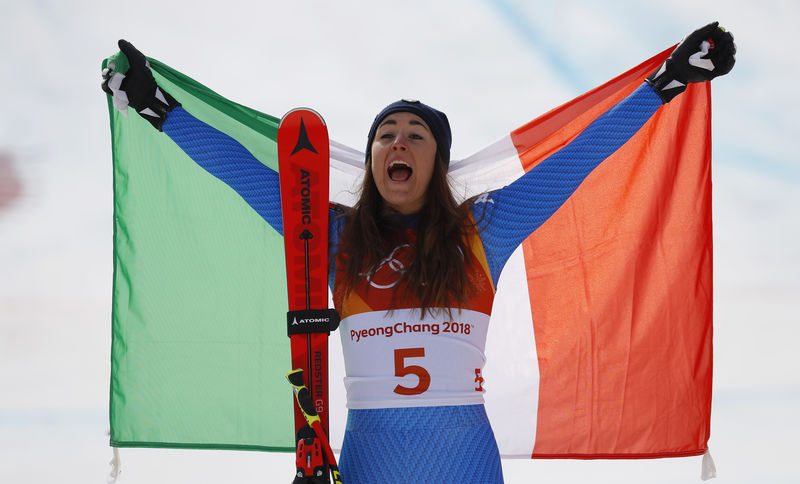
[387,160,412,182]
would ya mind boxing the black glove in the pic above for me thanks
[101,39,180,130]
[646,22,736,103]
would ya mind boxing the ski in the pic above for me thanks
[277,108,341,484]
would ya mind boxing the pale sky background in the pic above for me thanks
[0,1,798,483]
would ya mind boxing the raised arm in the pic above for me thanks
[102,40,283,234]
[473,22,736,285]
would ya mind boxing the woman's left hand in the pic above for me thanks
[646,21,736,103]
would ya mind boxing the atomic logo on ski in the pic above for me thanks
[291,118,319,155]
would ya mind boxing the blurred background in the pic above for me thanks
[1,1,797,482]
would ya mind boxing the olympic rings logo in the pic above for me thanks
[364,243,412,289]
[361,243,466,290]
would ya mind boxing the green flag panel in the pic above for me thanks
[106,53,293,451]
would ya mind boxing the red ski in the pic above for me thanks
[278,108,341,484]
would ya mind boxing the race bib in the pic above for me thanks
[340,308,490,409]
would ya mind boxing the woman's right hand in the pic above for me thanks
[101,39,179,131]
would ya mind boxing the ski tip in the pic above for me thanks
[279,107,326,127]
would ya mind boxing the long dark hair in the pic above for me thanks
[336,153,475,314]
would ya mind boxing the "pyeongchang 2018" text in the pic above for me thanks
[350,321,472,342]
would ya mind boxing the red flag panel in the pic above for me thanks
[512,49,713,458]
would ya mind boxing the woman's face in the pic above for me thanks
[370,112,437,214]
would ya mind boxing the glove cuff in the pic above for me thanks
[136,87,180,131]
[645,60,686,104]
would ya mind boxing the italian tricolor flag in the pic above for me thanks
[106,46,713,461]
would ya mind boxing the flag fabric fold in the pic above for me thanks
[106,45,713,459]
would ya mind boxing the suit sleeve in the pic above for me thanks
[473,82,664,286]
[161,106,284,234]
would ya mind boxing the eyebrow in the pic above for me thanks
[378,118,430,131]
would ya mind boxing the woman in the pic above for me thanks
[103,22,735,482]
[331,101,506,480]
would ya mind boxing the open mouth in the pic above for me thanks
[387,161,413,182]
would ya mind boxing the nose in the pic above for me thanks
[391,135,408,151]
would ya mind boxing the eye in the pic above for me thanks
[379,131,395,140]
[409,133,424,140]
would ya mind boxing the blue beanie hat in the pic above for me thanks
[366,99,452,168]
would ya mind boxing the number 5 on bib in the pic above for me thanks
[394,347,431,395]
